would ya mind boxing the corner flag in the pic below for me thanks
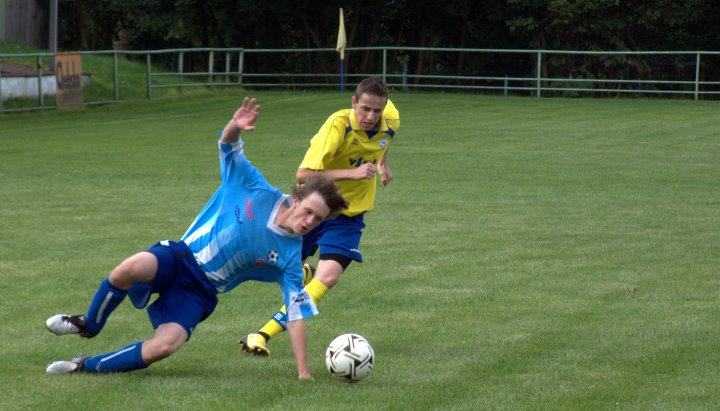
[337,8,347,92]
[336,8,347,60]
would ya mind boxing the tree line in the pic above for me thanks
[58,0,720,88]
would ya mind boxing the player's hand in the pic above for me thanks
[378,163,394,186]
[354,162,377,180]
[231,97,260,132]
[298,371,314,381]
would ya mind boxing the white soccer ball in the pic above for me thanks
[325,333,375,382]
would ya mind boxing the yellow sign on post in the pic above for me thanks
[55,53,83,107]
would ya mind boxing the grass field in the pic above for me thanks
[1,91,719,410]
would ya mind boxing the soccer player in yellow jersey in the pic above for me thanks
[239,77,400,356]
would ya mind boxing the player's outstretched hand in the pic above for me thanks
[298,372,314,381]
[232,97,261,132]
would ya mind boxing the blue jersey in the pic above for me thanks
[180,139,317,321]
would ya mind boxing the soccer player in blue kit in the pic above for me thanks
[239,77,399,356]
[45,97,348,380]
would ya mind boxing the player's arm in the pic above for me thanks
[377,149,393,186]
[286,319,312,380]
[296,165,376,183]
[220,97,260,144]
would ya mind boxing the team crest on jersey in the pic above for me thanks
[267,250,279,264]
[255,258,265,265]
[379,136,389,149]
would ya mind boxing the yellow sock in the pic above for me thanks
[257,279,331,340]
[304,278,330,304]
[258,306,286,339]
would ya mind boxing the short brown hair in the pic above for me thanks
[292,173,348,218]
[355,77,388,101]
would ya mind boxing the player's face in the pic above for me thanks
[289,192,331,235]
[352,93,387,131]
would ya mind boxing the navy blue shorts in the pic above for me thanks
[301,214,366,262]
[144,241,218,339]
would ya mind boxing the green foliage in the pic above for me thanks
[1,91,719,409]
[48,1,720,81]
[0,40,213,111]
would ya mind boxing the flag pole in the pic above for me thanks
[336,8,347,93]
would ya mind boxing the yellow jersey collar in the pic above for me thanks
[349,109,390,133]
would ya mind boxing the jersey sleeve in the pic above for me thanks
[383,99,400,132]
[299,112,348,171]
[281,261,318,322]
[218,139,266,189]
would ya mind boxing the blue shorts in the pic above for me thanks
[301,214,365,262]
[143,240,218,339]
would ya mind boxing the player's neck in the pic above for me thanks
[274,203,293,233]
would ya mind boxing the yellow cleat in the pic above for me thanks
[239,333,270,356]
[302,263,316,286]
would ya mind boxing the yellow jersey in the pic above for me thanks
[299,100,400,216]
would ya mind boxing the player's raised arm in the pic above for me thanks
[220,97,261,144]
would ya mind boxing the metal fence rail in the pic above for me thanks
[1,47,719,113]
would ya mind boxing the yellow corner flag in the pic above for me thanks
[336,8,347,60]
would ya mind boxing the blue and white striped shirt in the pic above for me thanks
[181,139,317,322]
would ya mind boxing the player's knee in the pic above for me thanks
[143,340,180,362]
[108,260,135,288]
[315,271,341,288]
[109,253,155,288]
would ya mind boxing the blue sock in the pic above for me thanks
[85,278,127,335]
[84,341,148,373]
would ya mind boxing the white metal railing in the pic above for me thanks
[1,47,719,113]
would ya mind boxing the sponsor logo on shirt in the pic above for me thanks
[244,198,254,220]
[235,198,255,224]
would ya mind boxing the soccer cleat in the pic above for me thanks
[302,263,316,286]
[239,333,271,356]
[46,355,88,374]
[46,314,97,338]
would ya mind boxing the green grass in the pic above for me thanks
[1,91,719,410]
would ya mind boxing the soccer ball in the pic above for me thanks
[325,333,374,382]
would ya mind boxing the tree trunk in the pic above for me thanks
[76,1,89,50]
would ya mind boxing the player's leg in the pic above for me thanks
[46,251,158,338]
[239,263,315,355]
[239,215,364,356]
[46,322,187,374]
[241,256,349,355]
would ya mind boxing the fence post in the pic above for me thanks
[226,52,230,84]
[146,54,152,99]
[0,60,4,113]
[208,50,214,84]
[536,51,542,98]
[402,62,408,90]
[178,51,184,94]
[238,50,244,85]
[113,52,119,101]
[37,56,44,107]
[382,48,387,84]
[694,52,700,101]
